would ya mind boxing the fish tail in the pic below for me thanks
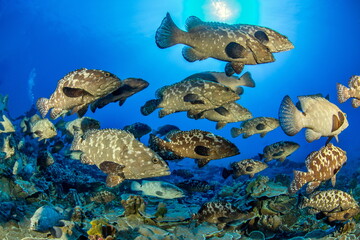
[155,12,184,48]
[130,181,142,191]
[278,95,304,136]
[289,170,310,194]
[221,168,233,179]
[36,98,50,118]
[149,134,168,150]
[352,98,360,108]
[237,72,255,88]
[336,83,351,103]
[298,195,309,209]
[230,127,243,138]
[140,99,161,116]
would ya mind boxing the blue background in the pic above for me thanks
[1,0,359,171]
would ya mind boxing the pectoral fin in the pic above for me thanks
[106,174,124,187]
[225,42,246,59]
[183,94,204,104]
[332,112,344,132]
[194,145,210,156]
[63,87,90,98]
[182,46,207,62]
[331,175,337,187]
[195,159,210,168]
[214,106,230,116]
[273,151,285,157]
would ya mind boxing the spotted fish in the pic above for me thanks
[231,117,279,138]
[260,141,300,162]
[148,132,184,161]
[337,75,360,108]
[188,102,253,130]
[299,190,359,222]
[289,143,347,194]
[141,79,239,118]
[37,68,122,119]
[90,78,149,112]
[184,71,255,95]
[149,129,240,167]
[176,179,214,193]
[70,129,170,187]
[65,117,100,137]
[192,201,256,229]
[222,159,268,179]
[29,114,57,141]
[279,95,349,143]
[131,180,184,199]
[156,13,279,75]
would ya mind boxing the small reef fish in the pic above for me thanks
[1,135,15,159]
[131,180,185,199]
[156,13,276,75]
[123,122,151,140]
[150,129,240,167]
[231,117,279,138]
[188,102,253,130]
[70,129,170,187]
[0,115,15,133]
[90,78,149,112]
[28,114,57,141]
[259,141,300,162]
[0,94,8,121]
[141,79,239,118]
[299,190,359,222]
[153,124,180,137]
[37,68,122,119]
[29,205,65,233]
[337,75,360,108]
[184,71,255,95]
[65,117,100,137]
[176,179,214,193]
[289,143,347,194]
[279,95,349,143]
[192,201,256,229]
[222,159,268,179]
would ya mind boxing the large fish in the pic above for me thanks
[289,143,347,194]
[231,117,279,138]
[131,180,185,199]
[184,71,255,95]
[70,129,170,187]
[149,129,240,167]
[260,141,300,162]
[337,75,360,108]
[37,68,122,119]
[90,78,149,112]
[188,102,253,130]
[222,159,268,179]
[141,79,239,118]
[156,13,277,75]
[279,95,349,143]
[176,179,214,193]
[299,190,359,222]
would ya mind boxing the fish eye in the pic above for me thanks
[104,72,111,77]
[152,157,159,164]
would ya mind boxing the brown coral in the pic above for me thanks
[121,195,146,217]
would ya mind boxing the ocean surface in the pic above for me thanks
[0,0,360,239]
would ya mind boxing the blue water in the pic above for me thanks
[1,0,360,238]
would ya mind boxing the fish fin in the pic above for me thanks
[187,111,203,120]
[331,113,343,132]
[50,108,65,120]
[76,105,88,118]
[260,132,267,138]
[258,153,264,160]
[214,106,230,116]
[155,12,183,48]
[182,46,207,62]
[106,174,124,188]
[34,130,42,138]
[336,83,350,103]
[185,15,203,30]
[298,195,309,209]
[149,134,169,150]
[79,153,94,165]
[235,87,244,95]
[305,129,322,143]
[331,175,337,187]
[225,42,246,59]
[131,181,142,191]
[352,98,360,108]
[249,173,255,178]
[325,136,334,145]
[254,30,269,44]
[306,181,321,194]
[183,94,205,104]
[273,151,285,157]
[279,95,304,136]
[159,108,175,118]
[229,62,244,74]
[187,109,203,116]
[278,156,287,162]
[36,98,50,118]
[90,102,97,113]
[222,168,233,179]
[349,75,360,88]
[141,99,161,116]
[216,122,227,130]
[238,72,255,88]
[225,62,236,76]
[256,123,265,130]
[63,87,89,98]
[49,226,63,238]
[99,161,125,174]
[194,145,210,156]
[195,159,209,168]
[118,98,126,106]
[230,127,243,138]
[308,208,321,215]
[289,170,311,195]
[243,133,251,139]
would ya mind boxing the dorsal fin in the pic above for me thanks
[185,16,204,31]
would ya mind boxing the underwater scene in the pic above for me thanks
[1,0,360,239]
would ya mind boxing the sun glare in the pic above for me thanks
[210,0,234,21]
